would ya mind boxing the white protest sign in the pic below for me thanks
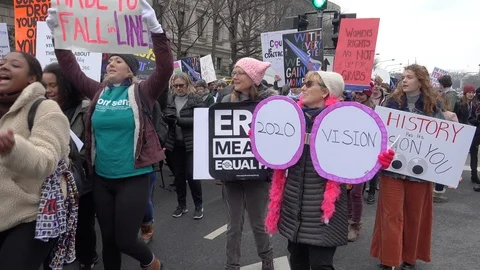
[251,96,305,169]
[200,55,217,83]
[430,67,450,88]
[261,29,297,87]
[0,23,10,59]
[375,106,475,187]
[193,108,214,180]
[36,22,102,82]
[52,0,149,54]
[310,102,387,184]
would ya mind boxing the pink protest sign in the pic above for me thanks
[310,102,387,184]
[251,96,306,169]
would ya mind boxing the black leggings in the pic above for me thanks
[94,173,154,269]
[0,221,56,269]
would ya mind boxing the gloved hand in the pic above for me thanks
[46,8,59,34]
[140,0,163,34]
[378,149,395,169]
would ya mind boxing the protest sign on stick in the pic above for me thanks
[333,18,380,91]
[375,106,475,188]
[14,0,51,55]
[0,23,10,58]
[52,0,149,54]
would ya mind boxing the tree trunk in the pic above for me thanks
[229,15,239,70]
[176,32,183,60]
[211,15,219,63]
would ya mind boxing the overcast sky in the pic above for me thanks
[332,0,480,73]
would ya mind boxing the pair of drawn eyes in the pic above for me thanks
[390,154,427,176]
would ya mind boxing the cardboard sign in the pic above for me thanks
[261,29,297,87]
[0,23,10,58]
[52,0,149,54]
[14,0,51,54]
[430,67,450,88]
[310,102,387,183]
[375,106,475,187]
[200,55,217,84]
[251,96,305,169]
[173,60,182,74]
[333,18,380,91]
[181,56,202,82]
[193,108,214,180]
[208,102,269,181]
[283,29,323,88]
[37,22,102,81]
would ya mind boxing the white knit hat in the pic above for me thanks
[315,71,345,98]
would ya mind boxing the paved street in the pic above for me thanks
[64,167,480,270]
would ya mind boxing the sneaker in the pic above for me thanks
[433,192,448,203]
[140,223,154,244]
[172,205,188,218]
[400,262,416,269]
[366,193,376,204]
[193,206,204,220]
[377,264,395,270]
[79,255,99,270]
[474,184,480,192]
[262,259,274,270]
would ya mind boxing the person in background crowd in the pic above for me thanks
[475,87,480,192]
[371,64,444,270]
[208,81,216,94]
[213,80,228,103]
[438,75,457,112]
[381,82,391,94]
[221,58,277,270]
[48,1,171,268]
[264,71,394,269]
[371,75,387,106]
[164,72,205,219]
[455,85,480,191]
[287,87,302,102]
[42,63,99,270]
[195,79,215,106]
[0,52,70,269]
[217,83,234,103]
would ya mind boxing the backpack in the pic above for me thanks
[28,99,87,194]
[138,91,169,147]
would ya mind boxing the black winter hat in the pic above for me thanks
[109,54,140,76]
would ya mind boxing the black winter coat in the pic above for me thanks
[163,93,204,152]
[455,100,480,144]
[278,115,348,247]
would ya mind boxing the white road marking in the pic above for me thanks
[203,224,228,240]
[241,256,290,270]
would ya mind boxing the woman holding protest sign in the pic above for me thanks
[46,0,172,268]
[371,64,444,270]
[220,57,277,270]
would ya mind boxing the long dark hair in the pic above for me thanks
[43,62,84,110]
[18,52,43,82]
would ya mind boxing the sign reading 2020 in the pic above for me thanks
[250,96,388,184]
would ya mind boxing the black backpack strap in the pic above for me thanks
[28,98,46,131]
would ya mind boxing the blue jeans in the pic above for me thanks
[143,172,157,224]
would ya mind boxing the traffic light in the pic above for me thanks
[331,12,357,48]
[298,15,309,31]
[311,0,328,10]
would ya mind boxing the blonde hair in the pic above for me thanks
[304,71,329,96]
[171,72,196,95]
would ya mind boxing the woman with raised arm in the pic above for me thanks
[46,1,172,269]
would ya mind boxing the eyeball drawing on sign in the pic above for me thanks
[309,102,388,184]
[251,96,306,169]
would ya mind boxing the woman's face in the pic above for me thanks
[466,92,475,101]
[232,67,254,92]
[402,70,422,93]
[301,78,328,107]
[354,92,368,103]
[216,85,224,93]
[42,72,63,105]
[106,56,132,84]
[172,78,188,95]
[0,52,36,94]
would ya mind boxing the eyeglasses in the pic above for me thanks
[302,81,327,88]
[231,71,247,77]
[172,84,186,88]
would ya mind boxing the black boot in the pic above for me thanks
[400,262,416,269]
[378,264,394,269]
[471,171,479,183]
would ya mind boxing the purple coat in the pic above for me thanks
[54,33,173,174]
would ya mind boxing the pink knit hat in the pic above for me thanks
[235,57,271,86]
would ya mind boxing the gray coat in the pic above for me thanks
[278,122,348,247]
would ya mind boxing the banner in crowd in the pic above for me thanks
[181,56,202,82]
[430,67,450,88]
[200,55,217,84]
[0,23,10,58]
[173,60,182,74]
[193,108,213,180]
[375,106,475,188]
[283,29,323,88]
[261,29,297,87]
[207,102,269,181]
[14,0,50,55]
[333,18,380,91]
[37,22,102,81]
[52,0,149,54]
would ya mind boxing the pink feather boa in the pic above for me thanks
[264,95,342,234]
